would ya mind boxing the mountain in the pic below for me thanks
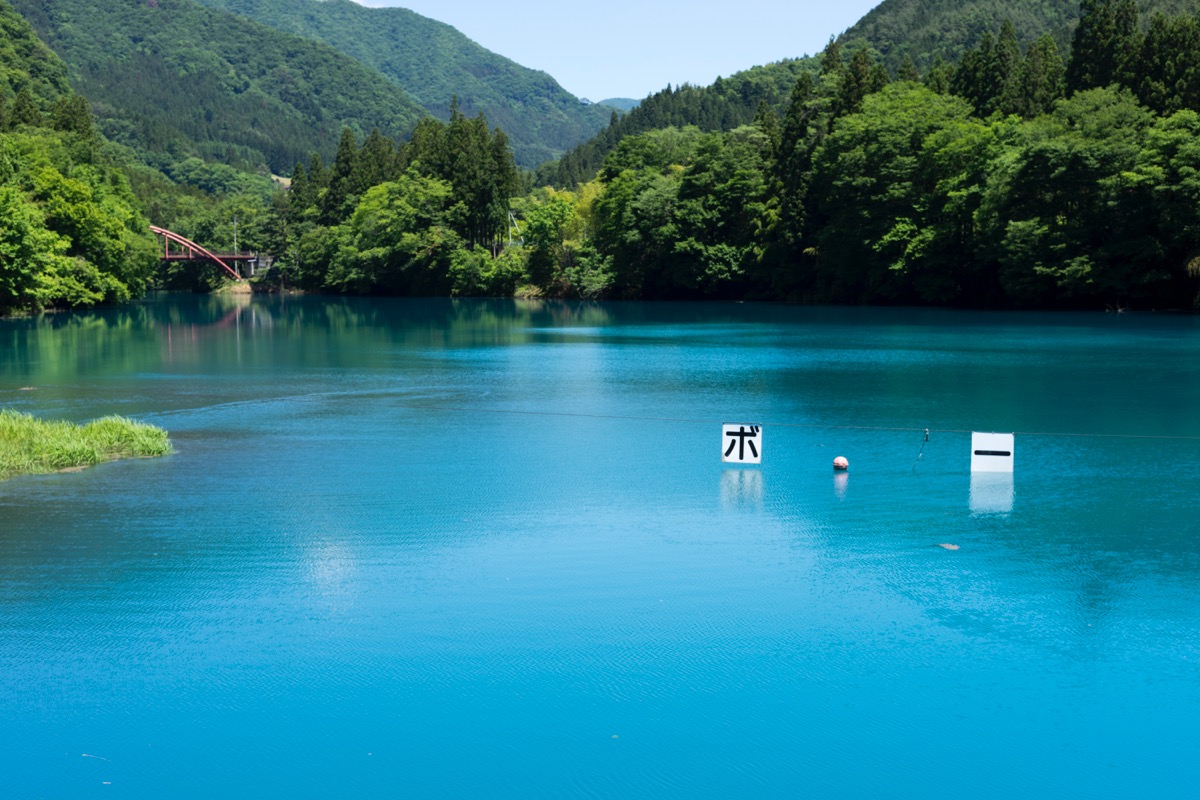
[9,0,428,176]
[597,99,640,111]
[187,0,611,167]
[546,60,815,186]
[547,0,1200,185]
[842,0,1197,70]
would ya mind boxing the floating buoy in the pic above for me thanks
[833,456,849,471]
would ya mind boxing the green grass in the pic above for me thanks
[0,408,172,481]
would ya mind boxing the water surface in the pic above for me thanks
[2,295,1198,797]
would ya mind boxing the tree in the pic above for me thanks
[897,56,921,83]
[1067,0,1139,94]
[924,55,954,95]
[10,88,42,128]
[522,194,575,288]
[49,96,94,137]
[976,87,1155,305]
[1130,13,1200,115]
[993,20,1026,116]
[809,83,979,303]
[319,127,359,225]
[1127,109,1200,297]
[353,128,399,195]
[835,48,877,119]
[328,169,459,294]
[1019,34,1066,117]
[0,186,60,310]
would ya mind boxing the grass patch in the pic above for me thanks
[0,409,172,481]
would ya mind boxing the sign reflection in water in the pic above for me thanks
[970,471,1015,514]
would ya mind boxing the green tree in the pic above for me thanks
[0,186,61,310]
[671,125,771,295]
[809,83,978,303]
[327,169,460,294]
[353,128,399,195]
[1130,13,1200,115]
[1066,0,1139,94]
[1019,34,1066,117]
[977,87,1155,305]
[320,127,359,225]
[1127,109,1200,300]
[522,195,574,288]
[49,96,94,138]
[835,48,877,119]
[10,88,42,128]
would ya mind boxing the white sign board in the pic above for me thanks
[971,432,1014,473]
[722,424,762,464]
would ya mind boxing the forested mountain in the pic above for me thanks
[597,99,640,112]
[842,0,1196,70]
[188,0,610,167]
[9,0,428,178]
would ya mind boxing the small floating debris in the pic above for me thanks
[833,456,849,471]
[938,543,960,551]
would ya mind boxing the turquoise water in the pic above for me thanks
[2,295,1199,797]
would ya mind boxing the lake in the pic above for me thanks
[2,294,1198,797]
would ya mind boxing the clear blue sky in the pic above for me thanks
[355,1,883,101]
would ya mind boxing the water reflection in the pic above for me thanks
[970,472,1014,514]
[721,468,763,509]
[833,470,849,500]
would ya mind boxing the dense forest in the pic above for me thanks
[843,0,1196,70]
[278,0,1200,310]
[4,0,1200,316]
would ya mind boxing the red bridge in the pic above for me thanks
[150,225,255,280]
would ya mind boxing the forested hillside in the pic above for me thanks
[0,2,70,109]
[842,0,1196,70]
[545,60,818,186]
[0,1,159,316]
[10,0,427,179]
[273,0,1200,311]
[189,0,610,168]
[551,0,1200,182]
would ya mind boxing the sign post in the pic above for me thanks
[970,432,1014,473]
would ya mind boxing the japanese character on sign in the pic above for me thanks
[722,424,762,464]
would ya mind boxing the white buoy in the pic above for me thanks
[833,456,849,471]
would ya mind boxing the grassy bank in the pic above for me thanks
[0,409,172,481]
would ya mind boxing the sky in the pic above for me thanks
[355,1,884,101]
